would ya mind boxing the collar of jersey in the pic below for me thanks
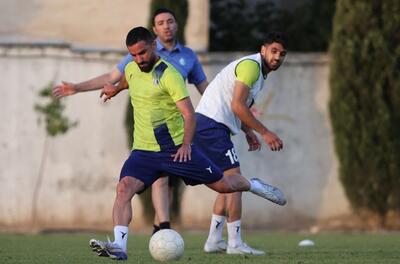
[156,38,182,53]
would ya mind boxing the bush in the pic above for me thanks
[210,0,336,52]
[329,0,400,225]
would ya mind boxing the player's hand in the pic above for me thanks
[261,131,283,151]
[172,144,192,162]
[245,130,261,151]
[100,83,119,102]
[52,81,77,99]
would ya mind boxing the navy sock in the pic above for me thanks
[152,225,160,235]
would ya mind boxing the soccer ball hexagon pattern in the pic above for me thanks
[149,229,184,261]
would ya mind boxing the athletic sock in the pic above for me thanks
[113,225,129,252]
[227,220,242,247]
[207,214,226,243]
[159,221,171,229]
[152,225,160,235]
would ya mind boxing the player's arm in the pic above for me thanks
[52,68,123,99]
[232,82,282,151]
[194,80,208,95]
[188,53,208,95]
[100,74,129,102]
[232,59,282,151]
[241,123,261,151]
[173,97,196,162]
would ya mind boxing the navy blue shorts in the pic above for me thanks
[194,113,240,171]
[120,144,223,193]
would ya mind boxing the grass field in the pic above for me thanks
[1,232,400,263]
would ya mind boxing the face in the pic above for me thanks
[153,12,178,42]
[261,42,287,71]
[127,40,157,72]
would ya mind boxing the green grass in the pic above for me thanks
[1,232,400,263]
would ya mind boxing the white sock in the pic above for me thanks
[206,214,226,243]
[227,220,242,247]
[114,225,129,252]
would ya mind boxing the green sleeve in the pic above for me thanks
[163,69,189,102]
[235,59,260,88]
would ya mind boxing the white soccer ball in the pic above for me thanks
[149,229,184,261]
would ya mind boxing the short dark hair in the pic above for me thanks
[263,32,288,49]
[126,26,155,46]
[152,8,176,25]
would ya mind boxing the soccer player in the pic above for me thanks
[196,32,288,255]
[88,26,286,260]
[52,8,208,234]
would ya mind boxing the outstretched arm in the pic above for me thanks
[100,74,129,102]
[52,68,123,99]
[232,81,282,151]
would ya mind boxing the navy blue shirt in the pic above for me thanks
[118,38,206,85]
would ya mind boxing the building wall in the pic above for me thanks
[0,43,350,232]
[0,0,208,51]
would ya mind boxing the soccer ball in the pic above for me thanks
[149,229,184,261]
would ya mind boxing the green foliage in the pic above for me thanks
[148,0,188,44]
[279,0,336,51]
[34,83,78,137]
[329,0,400,222]
[210,0,278,51]
[210,0,336,51]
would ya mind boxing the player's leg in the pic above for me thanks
[206,173,286,205]
[151,176,170,234]
[90,150,160,260]
[223,168,265,255]
[204,194,227,252]
[113,176,144,225]
[90,176,144,260]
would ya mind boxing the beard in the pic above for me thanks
[268,60,281,71]
[138,62,151,72]
[138,56,157,72]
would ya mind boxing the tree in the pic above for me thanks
[210,0,278,51]
[279,0,336,51]
[329,0,400,226]
[209,0,336,52]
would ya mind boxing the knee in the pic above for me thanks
[116,180,132,201]
[152,176,169,189]
[209,177,235,193]
[219,176,246,193]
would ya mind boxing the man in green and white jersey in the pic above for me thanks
[195,32,288,255]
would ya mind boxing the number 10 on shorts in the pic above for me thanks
[225,148,239,164]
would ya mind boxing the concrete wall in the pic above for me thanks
[0,42,350,232]
[0,0,209,51]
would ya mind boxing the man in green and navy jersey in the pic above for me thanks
[52,8,208,234]
[87,27,286,260]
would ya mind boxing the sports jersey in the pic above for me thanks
[124,59,189,151]
[196,53,267,135]
[118,38,206,85]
